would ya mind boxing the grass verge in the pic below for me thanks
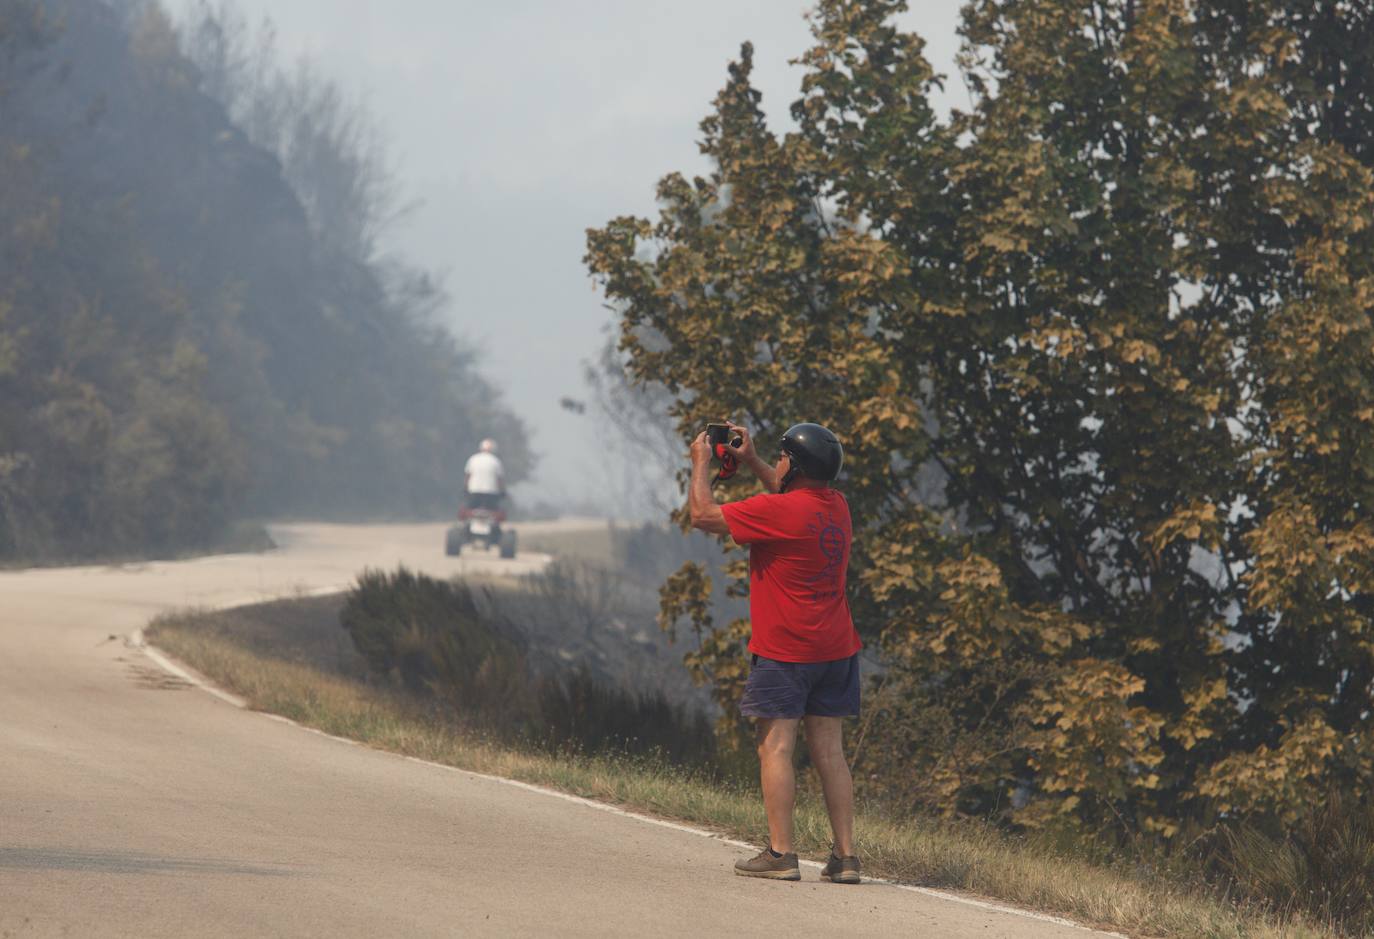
[148,611,1334,939]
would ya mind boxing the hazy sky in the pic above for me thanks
[169,1,964,510]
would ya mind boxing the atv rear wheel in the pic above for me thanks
[445,525,467,556]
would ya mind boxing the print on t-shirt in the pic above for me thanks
[805,510,847,601]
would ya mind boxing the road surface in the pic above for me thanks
[0,522,1116,938]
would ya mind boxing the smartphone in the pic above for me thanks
[706,423,742,452]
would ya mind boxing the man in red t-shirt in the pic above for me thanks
[689,421,862,885]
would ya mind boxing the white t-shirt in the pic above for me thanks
[464,451,504,494]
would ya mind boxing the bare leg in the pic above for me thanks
[755,718,800,854]
[803,715,855,856]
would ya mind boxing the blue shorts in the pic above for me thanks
[739,653,860,719]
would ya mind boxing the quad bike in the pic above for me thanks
[445,505,517,559]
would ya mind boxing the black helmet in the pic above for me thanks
[779,422,843,491]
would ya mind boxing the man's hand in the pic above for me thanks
[725,422,780,493]
[688,431,730,536]
[691,431,713,468]
[724,423,756,463]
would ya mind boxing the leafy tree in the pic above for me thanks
[587,0,1374,834]
[1,3,242,557]
[1190,0,1374,824]
[588,20,937,738]
[179,0,400,263]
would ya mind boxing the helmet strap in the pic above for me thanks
[779,464,802,493]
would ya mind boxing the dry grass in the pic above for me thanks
[148,615,1338,939]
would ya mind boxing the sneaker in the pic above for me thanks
[734,847,800,880]
[820,852,861,884]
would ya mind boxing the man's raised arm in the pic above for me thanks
[688,431,730,536]
[727,423,779,493]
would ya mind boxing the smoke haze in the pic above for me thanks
[164,0,963,512]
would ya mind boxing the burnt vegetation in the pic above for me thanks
[340,567,717,767]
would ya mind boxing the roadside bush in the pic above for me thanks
[1208,794,1374,935]
[340,568,527,718]
[340,567,719,768]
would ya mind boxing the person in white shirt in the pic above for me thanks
[464,438,505,510]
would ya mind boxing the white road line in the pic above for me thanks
[139,639,1122,938]
[135,632,248,708]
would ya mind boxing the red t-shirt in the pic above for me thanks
[720,487,861,663]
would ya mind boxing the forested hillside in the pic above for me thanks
[0,0,530,561]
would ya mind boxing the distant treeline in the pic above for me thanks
[0,0,530,561]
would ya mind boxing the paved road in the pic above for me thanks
[0,522,1115,938]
